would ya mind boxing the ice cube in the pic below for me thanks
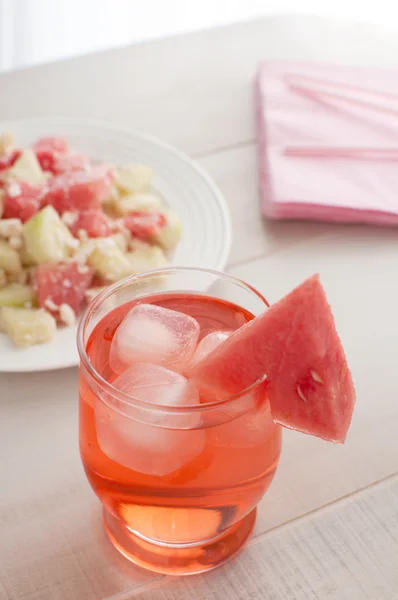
[95,406,205,475]
[185,330,231,374]
[110,362,199,422]
[110,303,200,373]
[95,363,204,475]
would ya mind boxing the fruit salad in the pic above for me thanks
[0,132,182,348]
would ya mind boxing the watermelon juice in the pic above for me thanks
[78,269,282,575]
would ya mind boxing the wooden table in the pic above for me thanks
[1,14,398,600]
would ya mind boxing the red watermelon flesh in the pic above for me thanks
[124,211,166,241]
[33,137,89,175]
[35,149,58,172]
[191,275,355,443]
[70,209,111,238]
[52,153,89,174]
[33,136,69,155]
[36,262,94,321]
[44,166,112,213]
[0,149,21,172]
[3,181,43,222]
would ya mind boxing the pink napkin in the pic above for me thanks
[256,61,398,225]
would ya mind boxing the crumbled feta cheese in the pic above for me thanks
[59,303,76,326]
[77,229,88,242]
[76,263,90,274]
[111,219,127,233]
[53,226,77,249]
[72,243,93,264]
[44,298,59,312]
[96,238,118,254]
[7,182,22,198]
[63,279,72,288]
[0,218,22,238]
[62,211,78,227]
[65,236,80,249]
[8,235,22,250]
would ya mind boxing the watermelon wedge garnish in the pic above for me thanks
[191,275,355,443]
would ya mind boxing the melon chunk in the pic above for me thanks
[22,205,77,264]
[36,262,94,320]
[0,239,22,273]
[191,275,355,443]
[113,165,152,194]
[0,283,36,307]
[44,166,112,214]
[127,241,167,273]
[152,209,182,250]
[86,238,131,282]
[5,149,45,185]
[115,193,163,216]
[0,306,56,347]
[110,232,129,252]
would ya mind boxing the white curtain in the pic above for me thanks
[0,0,397,72]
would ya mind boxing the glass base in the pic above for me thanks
[103,507,257,575]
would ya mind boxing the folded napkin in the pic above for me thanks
[256,61,398,224]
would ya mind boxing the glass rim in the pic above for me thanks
[77,266,269,413]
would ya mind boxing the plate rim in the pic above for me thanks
[0,117,232,373]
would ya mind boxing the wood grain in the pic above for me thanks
[129,476,398,600]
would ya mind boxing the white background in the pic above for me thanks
[0,0,398,72]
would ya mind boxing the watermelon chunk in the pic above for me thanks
[123,211,166,241]
[70,209,111,238]
[33,136,69,155]
[0,149,21,172]
[191,275,355,443]
[33,137,89,174]
[2,181,43,222]
[44,166,112,214]
[36,262,94,320]
[4,149,45,185]
[52,153,89,174]
[34,149,58,172]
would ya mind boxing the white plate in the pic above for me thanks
[0,118,232,372]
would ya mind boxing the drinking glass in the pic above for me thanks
[78,267,282,575]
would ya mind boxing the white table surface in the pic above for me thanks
[1,14,398,600]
